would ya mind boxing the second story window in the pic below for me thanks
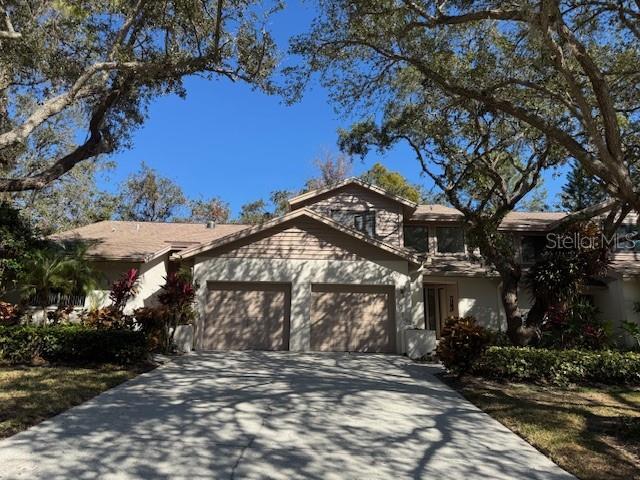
[330,209,377,237]
[404,225,429,252]
[436,226,465,254]
[354,211,376,237]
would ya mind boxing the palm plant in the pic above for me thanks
[19,245,97,323]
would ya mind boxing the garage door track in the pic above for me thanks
[0,352,574,479]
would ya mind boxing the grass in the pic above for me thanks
[0,364,151,439]
[445,375,640,480]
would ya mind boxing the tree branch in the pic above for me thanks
[0,90,121,192]
[0,5,20,40]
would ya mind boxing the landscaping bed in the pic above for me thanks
[0,363,152,439]
[443,375,640,480]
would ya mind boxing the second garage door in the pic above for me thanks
[203,282,290,350]
[310,284,396,353]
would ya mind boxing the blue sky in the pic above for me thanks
[102,1,567,216]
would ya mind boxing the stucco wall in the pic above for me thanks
[192,256,412,352]
[86,255,168,313]
[457,277,505,330]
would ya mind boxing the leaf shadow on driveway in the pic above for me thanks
[0,352,575,479]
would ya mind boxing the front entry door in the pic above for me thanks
[424,284,458,338]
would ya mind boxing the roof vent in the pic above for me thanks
[206,221,216,229]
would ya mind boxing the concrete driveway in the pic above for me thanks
[0,352,574,480]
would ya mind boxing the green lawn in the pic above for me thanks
[0,364,151,439]
[445,375,640,480]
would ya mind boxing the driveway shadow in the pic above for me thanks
[0,352,575,479]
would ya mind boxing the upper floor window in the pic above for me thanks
[436,226,465,254]
[521,235,547,263]
[354,211,376,237]
[404,225,429,252]
[331,209,377,237]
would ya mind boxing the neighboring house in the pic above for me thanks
[52,178,640,353]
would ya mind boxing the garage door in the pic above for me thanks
[203,282,290,350]
[310,284,395,353]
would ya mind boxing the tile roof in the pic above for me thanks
[51,221,248,262]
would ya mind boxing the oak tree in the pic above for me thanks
[0,0,280,192]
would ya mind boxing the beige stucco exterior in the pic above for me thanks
[85,255,168,313]
[192,256,412,352]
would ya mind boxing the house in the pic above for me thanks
[52,178,640,353]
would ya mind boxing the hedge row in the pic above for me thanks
[0,325,147,365]
[473,346,640,385]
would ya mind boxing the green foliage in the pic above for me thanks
[116,163,186,222]
[360,162,422,203]
[83,268,139,330]
[0,202,42,293]
[290,0,640,215]
[436,316,491,375]
[18,245,98,318]
[185,197,230,223]
[133,306,169,352]
[560,162,608,212]
[238,199,271,225]
[541,301,610,350]
[526,222,610,324]
[11,157,116,234]
[474,347,640,386]
[0,325,147,365]
[1,0,281,192]
[621,321,640,350]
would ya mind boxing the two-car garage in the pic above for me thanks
[202,281,396,353]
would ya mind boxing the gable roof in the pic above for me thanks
[172,208,422,265]
[288,178,419,211]
[51,221,248,262]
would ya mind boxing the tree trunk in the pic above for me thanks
[500,269,539,346]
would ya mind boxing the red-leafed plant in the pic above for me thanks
[157,269,197,352]
[84,268,139,330]
[109,268,140,313]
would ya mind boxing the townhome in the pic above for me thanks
[53,178,640,353]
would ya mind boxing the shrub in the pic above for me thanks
[0,301,20,326]
[133,306,169,352]
[0,325,147,365]
[473,346,640,385]
[82,307,135,330]
[541,300,610,350]
[436,316,490,375]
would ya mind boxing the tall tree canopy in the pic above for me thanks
[0,0,280,192]
[9,159,116,234]
[185,197,231,224]
[560,162,608,212]
[116,163,186,222]
[291,0,640,217]
[360,162,423,203]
